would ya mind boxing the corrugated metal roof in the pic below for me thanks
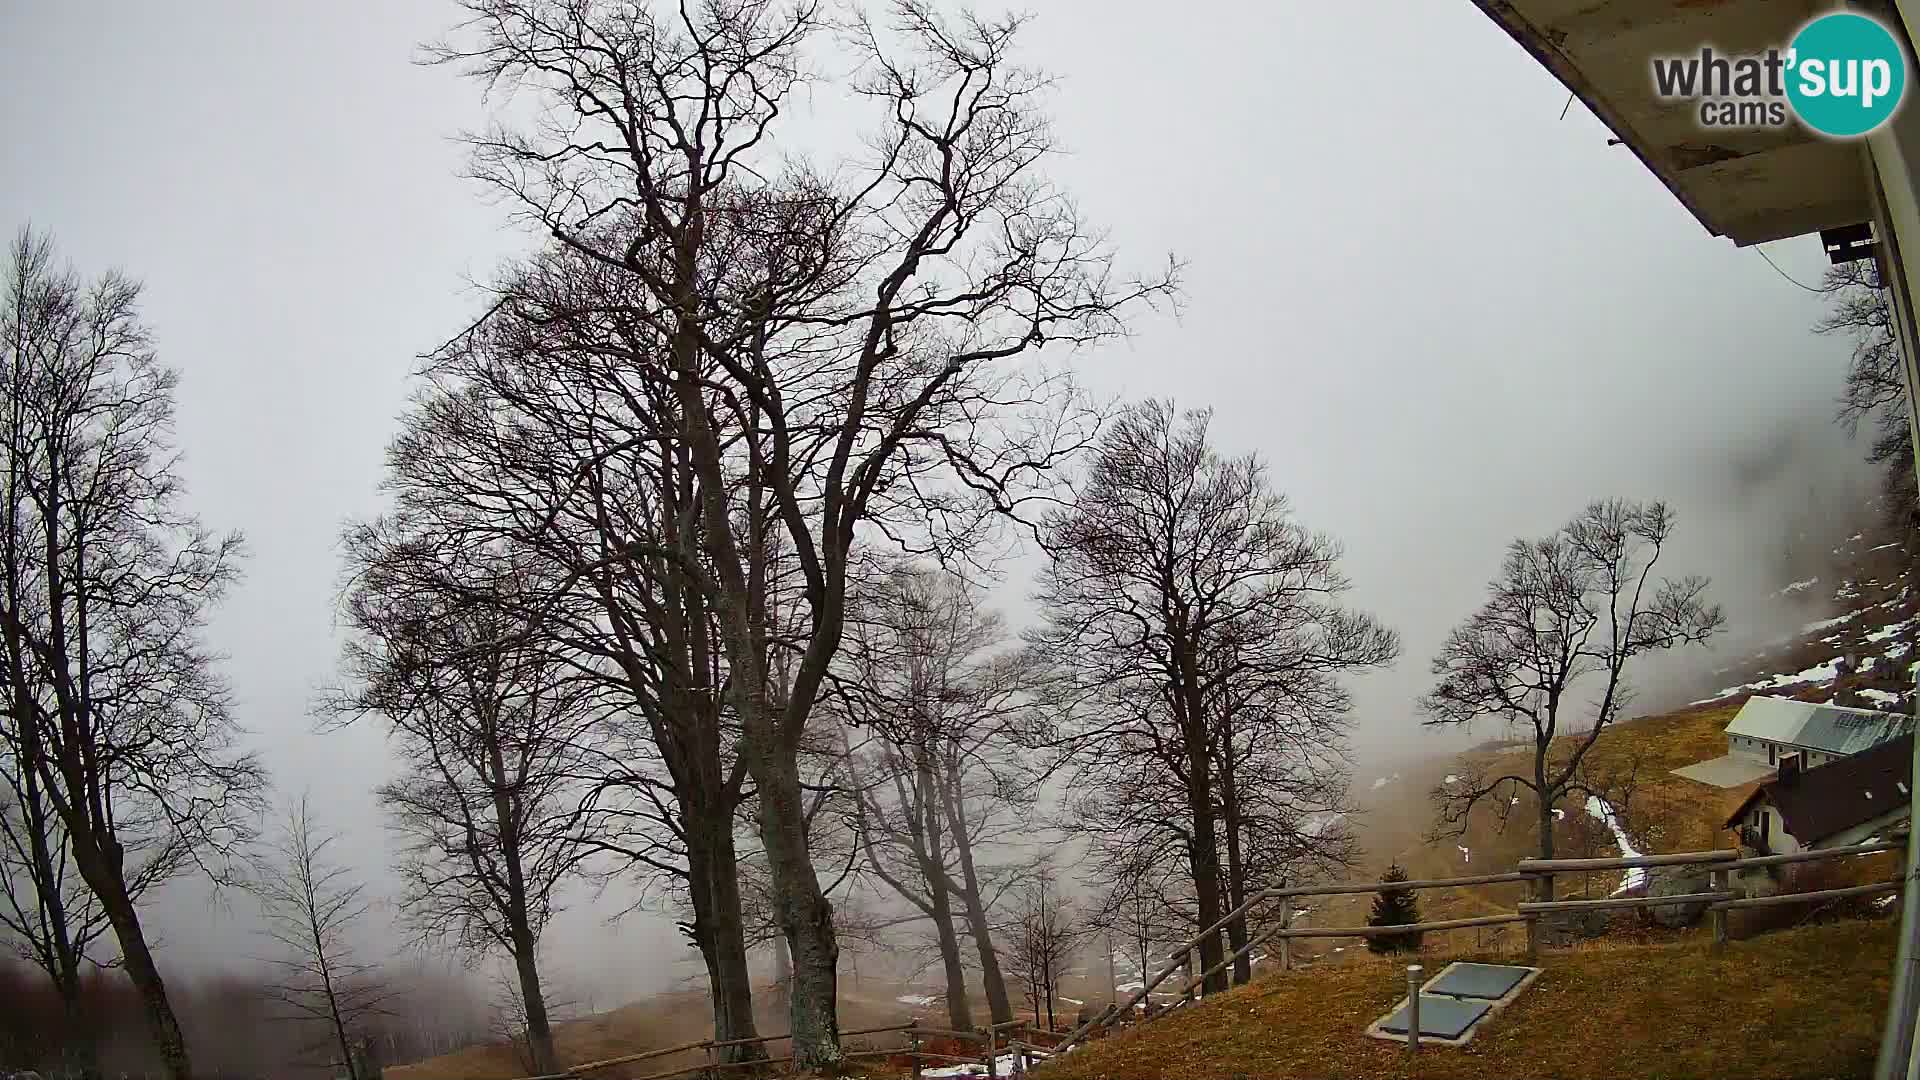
[1724,696,1812,744]
[1724,695,1915,755]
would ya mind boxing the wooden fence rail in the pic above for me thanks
[1047,836,1909,1062]
[494,838,1906,1080]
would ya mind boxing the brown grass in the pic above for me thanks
[1042,918,1897,1080]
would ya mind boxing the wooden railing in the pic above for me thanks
[493,840,1904,1079]
[500,1015,1069,1080]
[1047,839,1906,1060]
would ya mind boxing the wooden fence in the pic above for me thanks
[495,839,1904,1080]
[1048,839,1906,1059]
[501,1015,1073,1080]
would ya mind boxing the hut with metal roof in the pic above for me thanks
[1725,733,1914,855]
[1724,695,1916,771]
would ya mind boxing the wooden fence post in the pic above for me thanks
[1710,868,1729,954]
[1524,874,1542,963]
[986,1022,998,1080]
[1405,964,1423,1056]
[703,1039,715,1079]
[1279,896,1293,971]
[909,1019,922,1080]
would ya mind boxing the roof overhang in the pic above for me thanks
[1468,0,1876,245]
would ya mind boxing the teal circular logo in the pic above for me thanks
[1786,12,1907,137]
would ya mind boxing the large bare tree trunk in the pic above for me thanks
[1176,722,1228,993]
[915,748,973,1031]
[1536,764,1557,904]
[746,733,841,1067]
[79,841,190,1080]
[684,800,764,1063]
[1174,645,1228,996]
[941,771,1012,1025]
[1219,760,1251,986]
[489,734,557,1076]
[508,932,557,1074]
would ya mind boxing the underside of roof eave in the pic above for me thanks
[1467,0,1729,240]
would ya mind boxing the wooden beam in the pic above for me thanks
[1271,913,1533,938]
[1719,842,1901,872]
[1713,880,1902,910]
[1518,850,1738,873]
[1519,891,1734,914]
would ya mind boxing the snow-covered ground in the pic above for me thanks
[896,993,938,1006]
[924,1051,1041,1078]
[1584,795,1647,894]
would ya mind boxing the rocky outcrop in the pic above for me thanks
[1644,867,1715,928]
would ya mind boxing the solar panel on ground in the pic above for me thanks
[1424,962,1530,1000]
[1376,995,1491,1040]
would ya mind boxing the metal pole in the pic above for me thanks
[1859,107,1920,1080]
[1406,965,1423,1055]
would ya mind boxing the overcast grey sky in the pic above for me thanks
[0,0,1872,1001]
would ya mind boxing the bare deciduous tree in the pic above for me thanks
[0,228,264,1080]
[840,565,1038,1029]
[1421,499,1723,898]
[1033,400,1395,994]
[421,0,1175,1063]
[1819,261,1915,534]
[1005,868,1082,1031]
[336,554,594,1077]
[252,798,393,1080]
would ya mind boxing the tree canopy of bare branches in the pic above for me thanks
[335,552,596,1076]
[0,228,264,1080]
[839,564,1041,1028]
[417,0,1176,1063]
[251,798,394,1080]
[1421,499,1723,898]
[1819,260,1917,535]
[1031,400,1396,994]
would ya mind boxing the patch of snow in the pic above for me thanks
[1708,656,1847,699]
[1444,774,1460,785]
[1584,795,1648,895]
[1879,894,1900,910]
[1369,773,1401,791]
[1059,996,1084,1005]
[1457,845,1471,863]
[1552,809,1566,820]
[1862,689,1904,706]
[896,994,938,1006]
[924,1052,1033,1078]
[1778,577,1820,595]
[1803,614,1858,634]
[1115,980,1144,993]
[1871,619,1917,643]
[1874,542,1903,552]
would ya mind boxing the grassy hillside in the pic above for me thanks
[1045,919,1896,1080]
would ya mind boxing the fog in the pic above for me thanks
[0,0,1876,1013]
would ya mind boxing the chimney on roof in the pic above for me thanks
[1778,752,1803,784]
